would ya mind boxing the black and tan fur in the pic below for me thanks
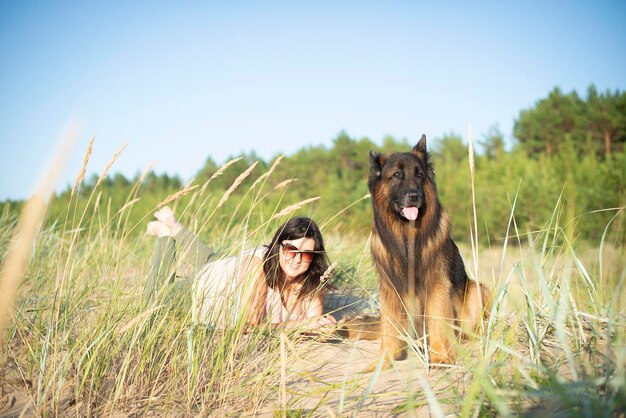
[343,135,490,369]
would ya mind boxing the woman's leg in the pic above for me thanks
[144,227,215,305]
[144,237,177,305]
[173,228,215,276]
[152,207,215,276]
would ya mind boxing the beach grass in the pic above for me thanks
[1,145,625,417]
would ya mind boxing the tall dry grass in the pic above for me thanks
[1,135,625,417]
[0,138,332,416]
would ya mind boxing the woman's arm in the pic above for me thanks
[272,294,337,331]
[240,258,335,331]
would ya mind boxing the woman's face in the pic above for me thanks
[279,237,316,280]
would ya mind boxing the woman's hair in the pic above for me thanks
[263,217,334,299]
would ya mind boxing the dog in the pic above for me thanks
[342,135,490,369]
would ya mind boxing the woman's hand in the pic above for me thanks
[314,314,337,329]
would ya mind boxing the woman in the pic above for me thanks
[145,207,337,331]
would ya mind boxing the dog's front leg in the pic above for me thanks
[425,283,456,365]
[365,283,407,372]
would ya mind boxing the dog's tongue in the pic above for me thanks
[402,206,419,221]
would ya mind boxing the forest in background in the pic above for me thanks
[2,85,625,247]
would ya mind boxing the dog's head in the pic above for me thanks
[368,135,434,222]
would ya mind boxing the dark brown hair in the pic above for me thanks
[263,217,334,299]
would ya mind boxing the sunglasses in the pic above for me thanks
[280,242,316,263]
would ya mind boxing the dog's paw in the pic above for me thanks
[362,357,393,373]
[428,350,454,366]
[362,348,406,373]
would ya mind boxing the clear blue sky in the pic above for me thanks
[1,1,625,200]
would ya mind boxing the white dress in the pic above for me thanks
[194,247,264,328]
[194,246,313,328]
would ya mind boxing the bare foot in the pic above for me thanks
[146,221,172,237]
[154,206,182,235]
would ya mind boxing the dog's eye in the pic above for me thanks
[416,170,423,179]
[393,171,403,179]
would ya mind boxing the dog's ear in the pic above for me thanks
[369,150,383,178]
[412,134,435,179]
[412,134,428,160]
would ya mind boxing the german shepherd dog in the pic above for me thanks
[349,135,490,369]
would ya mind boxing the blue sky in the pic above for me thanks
[1,1,625,200]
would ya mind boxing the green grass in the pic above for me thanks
[1,154,625,417]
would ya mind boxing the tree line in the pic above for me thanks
[514,85,626,156]
[2,85,625,246]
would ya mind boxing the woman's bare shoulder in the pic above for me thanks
[241,254,263,267]
[240,246,265,261]
[241,246,264,262]
[238,251,266,283]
